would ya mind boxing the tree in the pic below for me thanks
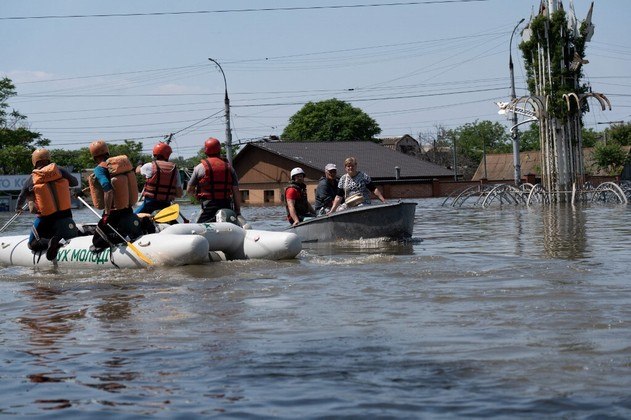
[581,127,600,148]
[281,98,380,141]
[518,123,540,151]
[448,120,511,161]
[592,142,629,176]
[418,125,453,168]
[517,125,600,151]
[604,122,631,146]
[0,77,48,174]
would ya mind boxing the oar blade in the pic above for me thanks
[152,204,180,223]
[127,241,154,266]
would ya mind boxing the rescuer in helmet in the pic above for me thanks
[87,140,142,251]
[15,148,79,260]
[285,167,316,226]
[186,137,242,223]
[135,141,183,215]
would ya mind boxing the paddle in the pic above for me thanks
[151,204,180,223]
[0,203,29,233]
[77,196,154,266]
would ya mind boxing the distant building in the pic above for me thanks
[232,141,453,204]
[379,135,421,156]
[471,147,631,183]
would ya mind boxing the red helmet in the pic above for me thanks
[204,137,221,156]
[153,142,172,160]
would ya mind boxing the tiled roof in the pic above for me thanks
[236,141,453,179]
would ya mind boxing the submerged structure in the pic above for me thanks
[445,0,629,207]
[516,0,610,202]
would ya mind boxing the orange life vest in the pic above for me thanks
[196,157,233,201]
[142,160,178,201]
[88,155,139,210]
[31,163,72,217]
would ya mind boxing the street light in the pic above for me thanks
[509,18,525,186]
[208,58,233,165]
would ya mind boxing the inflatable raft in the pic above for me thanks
[158,222,302,261]
[0,222,301,269]
[0,232,209,269]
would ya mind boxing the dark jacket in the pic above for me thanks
[314,176,339,213]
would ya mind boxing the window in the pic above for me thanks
[241,190,250,203]
[264,190,275,203]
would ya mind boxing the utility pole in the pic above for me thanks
[208,58,233,165]
[510,18,525,186]
[452,136,458,181]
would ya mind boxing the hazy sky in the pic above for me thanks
[2,0,629,158]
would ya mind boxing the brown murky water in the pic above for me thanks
[1,199,630,417]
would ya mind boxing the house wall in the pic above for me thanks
[237,175,625,205]
[239,177,451,205]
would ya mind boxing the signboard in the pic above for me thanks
[0,173,81,192]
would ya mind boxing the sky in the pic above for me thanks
[2,0,630,159]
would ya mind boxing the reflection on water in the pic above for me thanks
[1,200,631,417]
[303,237,418,256]
[541,204,587,260]
[19,286,86,357]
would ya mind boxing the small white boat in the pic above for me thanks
[0,233,209,269]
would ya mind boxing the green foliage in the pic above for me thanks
[518,123,540,151]
[0,77,49,174]
[0,145,34,175]
[518,10,589,120]
[592,142,629,175]
[515,125,600,151]
[448,120,511,162]
[604,122,631,146]
[581,127,600,148]
[49,149,86,172]
[281,98,380,141]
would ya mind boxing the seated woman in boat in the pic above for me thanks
[16,148,79,260]
[327,156,386,214]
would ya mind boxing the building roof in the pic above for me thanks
[379,134,418,146]
[235,141,453,179]
[472,146,631,181]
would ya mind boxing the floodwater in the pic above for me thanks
[1,199,630,418]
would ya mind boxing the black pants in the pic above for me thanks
[28,211,78,252]
[92,208,142,249]
[197,199,233,223]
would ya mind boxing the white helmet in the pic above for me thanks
[290,167,305,179]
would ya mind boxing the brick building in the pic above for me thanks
[232,141,453,204]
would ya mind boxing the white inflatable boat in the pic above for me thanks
[0,232,209,269]
[0,222,301,269]
[158,222,302,261]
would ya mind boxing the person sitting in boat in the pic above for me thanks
[285,167,316,226]
[88,140,143,251]
[15,148,79,260]
[186,137,242,223]
[135,141,183,215]
[327,156,386,214]
[314,163,341,216]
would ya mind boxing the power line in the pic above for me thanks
[2,0,490,20]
